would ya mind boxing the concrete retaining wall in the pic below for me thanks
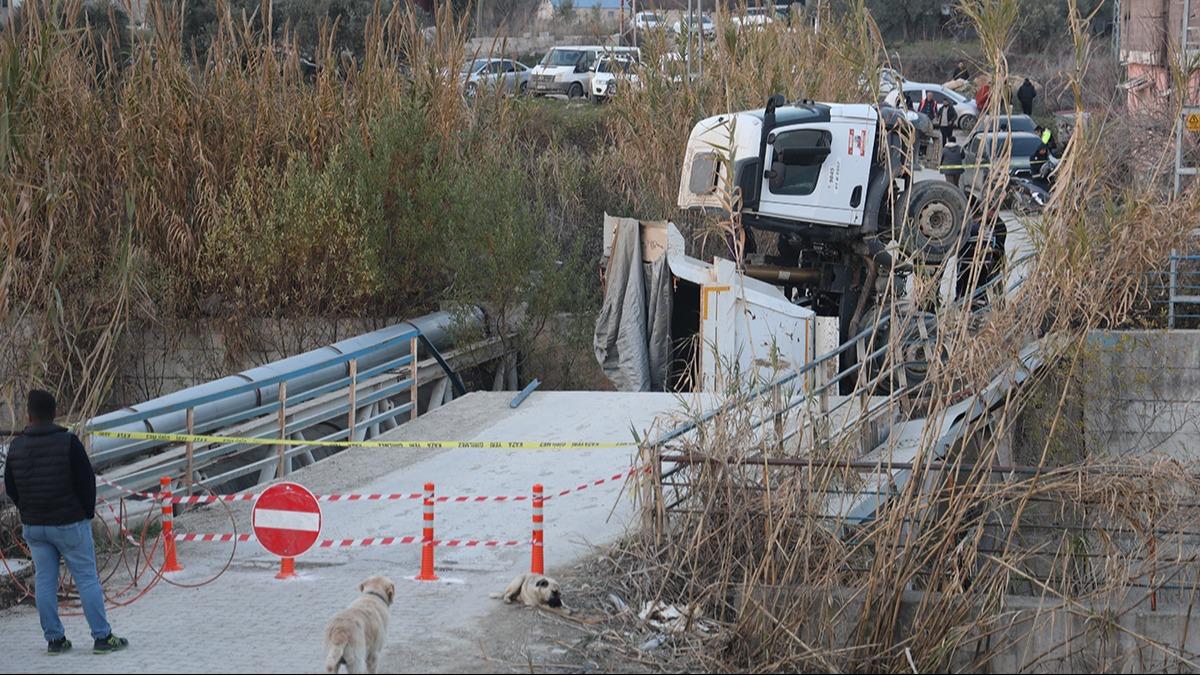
[1079,330,1200,461]
[740,584,1199,672]
[1012,330,1200,464]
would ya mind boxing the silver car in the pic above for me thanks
[461,58,531,97]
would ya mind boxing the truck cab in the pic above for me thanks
[678,96,970,389]
[679,100,888,237]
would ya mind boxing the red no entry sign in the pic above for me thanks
[252,482,322,559]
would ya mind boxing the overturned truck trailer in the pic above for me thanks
[594,214,842,394]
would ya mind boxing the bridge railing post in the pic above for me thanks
[277,382,288,478]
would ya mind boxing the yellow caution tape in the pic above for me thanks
[90,429,635,450]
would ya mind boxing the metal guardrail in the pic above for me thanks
[1167,251,1200,327]
[648,247,1043,524]
[87,326,478,498]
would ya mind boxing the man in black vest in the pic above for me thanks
[4,390,128,655]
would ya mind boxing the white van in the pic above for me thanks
[529,45,640,99]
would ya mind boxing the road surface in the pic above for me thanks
[0,391,710,673]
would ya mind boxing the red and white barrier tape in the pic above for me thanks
[174,533,254,544]
[96,474,155,499]
[544,467,646,500]
[96,465,649,508]
[155,466,649,505]
[172,533,527,548]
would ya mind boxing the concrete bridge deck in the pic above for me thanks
[0,391,714,673]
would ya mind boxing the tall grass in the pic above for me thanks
[601,1,1200,672]
[0,1,605,418]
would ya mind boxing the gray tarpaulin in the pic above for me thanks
[594,217,672,392]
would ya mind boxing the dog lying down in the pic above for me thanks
[324,575,395,674]
[491,573,563,608]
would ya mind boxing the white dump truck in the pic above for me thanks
[597,97,974,394]
[677,97,967,371]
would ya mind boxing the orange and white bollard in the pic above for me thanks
[414,482,439,581]
[160,476,183,573]
[531,483,544,575]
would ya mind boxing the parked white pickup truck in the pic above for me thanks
[589,55,640,102]
[529,45,640,100]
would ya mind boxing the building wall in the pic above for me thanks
[1121,0,1200,109]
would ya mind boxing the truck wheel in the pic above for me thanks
[855,303,940,395]
[957,113,977,132]
[569,83,584,99]
[901,180,967,265]
[893,309,940,394]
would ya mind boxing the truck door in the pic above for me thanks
[757,116,876,228]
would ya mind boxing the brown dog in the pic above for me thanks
[323,575,395,674]
[490,572,563,608]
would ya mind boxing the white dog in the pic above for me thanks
[323,575,395,674]
[491,572,563,608]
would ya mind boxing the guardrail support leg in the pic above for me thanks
[348,359,358,443]
[185,407,195,495]
[277,382,288,477]
[410,337,419,422]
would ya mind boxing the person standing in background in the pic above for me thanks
[936,99,959,145]
[975,77,992,110]
[1016,78,1037,116]
[4,390,129,656]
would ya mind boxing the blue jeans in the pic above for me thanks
[22,520,112,642]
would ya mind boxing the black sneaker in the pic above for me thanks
[47,637,72,655]
[93,634,128,654]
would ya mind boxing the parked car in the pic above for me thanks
[950,130,1048,197]
[631,11,666,33]
[971,113,1037,135]
[530,46,640,99]
[590,55,640,102]
[673,14,715,38]
[899,82,981,131]
[731,6,777,29]
[460,58,530,97]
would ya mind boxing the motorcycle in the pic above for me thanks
[1007,153,1059,215]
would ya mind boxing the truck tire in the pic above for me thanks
[900,180,967,265]
[568,83,585,99]
[854,303,940,395]
[957,113,977,132]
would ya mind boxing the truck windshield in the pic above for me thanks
[597,59,634,74]
[542,50,584,67]
[986,135,1042,157]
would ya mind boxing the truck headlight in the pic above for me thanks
[606,81,616,94]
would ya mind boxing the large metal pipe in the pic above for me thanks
[86,309,482,460]
[742,264,822,285]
